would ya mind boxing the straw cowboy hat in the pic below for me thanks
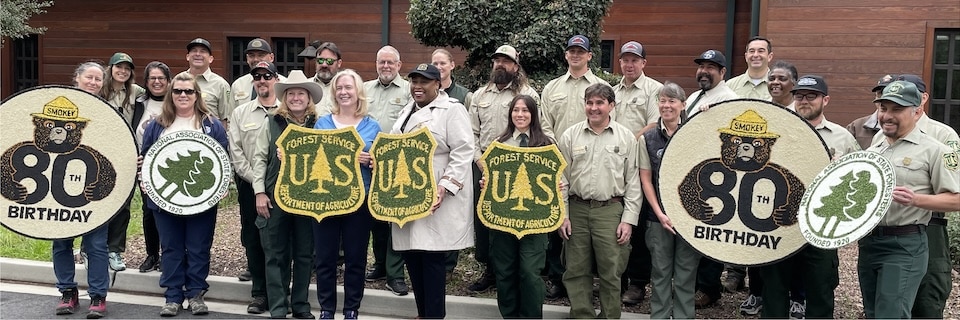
[275,70,324,104]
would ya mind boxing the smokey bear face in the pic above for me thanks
[33,116,87,154]
[719,132,776,172]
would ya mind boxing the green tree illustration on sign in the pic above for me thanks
[158,150,215,201]
[393,149,413,199]
[510,163,534,211]
[310,144,333,194]
[814,170,877,237]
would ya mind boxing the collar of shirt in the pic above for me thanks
[879,126,926,148]
[582,119,614,135]
[658,118,681,137]
[617,72,648,90]
[562,69,597,83]
[379,75,405,88]
[512,129,530,140]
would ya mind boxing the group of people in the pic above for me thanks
[46,34,957,320]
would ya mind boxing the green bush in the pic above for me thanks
[947,211,960,268]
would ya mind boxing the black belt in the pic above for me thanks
[570,195,623,207]
[870,224,925,237]
[929,217,947,226]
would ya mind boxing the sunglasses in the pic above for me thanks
[252,73,276,81]
[316,58,338,65]
[172,88,196,95]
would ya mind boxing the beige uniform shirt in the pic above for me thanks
[231,73,287,108]
[106,84,146,125]
[194,68,235,121]
[815,118,860,159]
[558,119,643,225]
[685,81,739,118]
[541,70,610,136]
[364,76,410,131]
[612,73,663,135]
[228,98,279,190]
[870,114,960,153]
[314,77,334,116]
[469,83,549,160]
[727,71,772,101]
[868,127,960,226]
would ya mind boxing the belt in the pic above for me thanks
[929,217,947,226]
[870,224,925,237]
[570,195,623,207]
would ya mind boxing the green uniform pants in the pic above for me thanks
[258,208,314,317]
[490,230,547,318]
[760,246,838,318]
[645,220,699,319]
[562,201,630,319]
[857,230,928,319]
[912,221,951,319]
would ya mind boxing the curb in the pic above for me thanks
[0,257,646,318]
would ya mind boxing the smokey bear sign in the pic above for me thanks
[0,86,138,240]
[659,99,829,266]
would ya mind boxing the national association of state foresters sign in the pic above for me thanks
[367,127,437,228]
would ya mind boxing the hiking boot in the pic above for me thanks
[187,290,208,315]
[238,270,252,281]
[56,288,79,315]
[621,284,646,305]
[467,269,495,292]
[385,278,409,296]
[722,274,745,293]
[694,290,717,308]
[108,252,126,271]
[159,302,181,317]
[247,296,267,314]
[739,294,762,315]
[789,300,806,319]
[364,267,386,282]
[86,295,106,319]
[139,254,160,273]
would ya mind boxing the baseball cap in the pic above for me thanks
[245,38,272,53]
[492,45,519,63]
[791,75,828,95]
[873,80,921,107]
[896,74,926,93]
[187,38,212,52]
[871,74,897,92]
[407,63,441,81]
[694,49,726,68]
[620,41,646,58]
[109,52,134,67]
[250,61,278,75]
[566,35,590,51]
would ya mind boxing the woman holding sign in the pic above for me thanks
[140,72,228,317]
[306,69,381,319]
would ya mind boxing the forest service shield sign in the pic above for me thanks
[0,86,138,239]
[658,99,830,266]
[478,141,567,238]
[798,151,895,249]
[275,126,365,222]
[142,130,232,215]
[368,127,437,228]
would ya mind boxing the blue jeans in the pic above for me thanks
[52,225,109,297]
[154,208,217,303]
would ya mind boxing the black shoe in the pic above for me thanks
[385,278,409,296]
[318,311,335,319]
[468,270,496,292]
[545,279,567,299]
[238,270,252,282]
[293,311,315,319]
[722,274,745,293]
[138,255,160,273]
[344,310,358,319]
[364,267,386,282]
[246,296,267,314]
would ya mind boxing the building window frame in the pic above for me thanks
[928,28,960,130]
[12,34,40,92]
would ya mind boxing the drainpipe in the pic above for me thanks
[724,0,736,80]
[381,0,390,46]
[750,0,761,38]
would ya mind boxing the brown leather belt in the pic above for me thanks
[570,195,623,207]
[870,224,925,237]
[929,217,947,226]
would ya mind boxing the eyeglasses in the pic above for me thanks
[148,77,167,82]
[316,58,338,65]
[794,93,821,101]
[252,73,275,81]
[172,88,196,95]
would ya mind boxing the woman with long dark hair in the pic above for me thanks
[133,61,171,273]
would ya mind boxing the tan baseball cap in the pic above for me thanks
[492,45,519,63]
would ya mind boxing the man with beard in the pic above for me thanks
[231,38,285,107]
[228,61,282,314]
[311,42,342,115]
[685,49,738,119]
[727,36,774,100]
[757,75,857,319]
[363,45,411,296]
[185,37,235,122]
[467,44,549,293]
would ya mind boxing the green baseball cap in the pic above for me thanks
[873,80,921,107]
[109,52,134,67]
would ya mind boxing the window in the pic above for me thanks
[228,37,256,83]
[13,35,40,92]
[931,29,960,129]
[272,38,306,76]
[599,40,615,73]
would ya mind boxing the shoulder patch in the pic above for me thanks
[943,152,959,172]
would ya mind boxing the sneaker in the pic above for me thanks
[385,278,409,296]
[694,290,717,309]
[364,267,386,282]
[789,300,806,319]
[108,252,126,271]
[56,288,79,315]
[621,284,646,305]
[187,290,208,315]
[467,269,495,292]
[247,296,267,314]
[138,254,160,273]
[87,295,106,319]
[739,294,762,315]
[159,302,181,317]
[344,310,359,319]
[238,270,252,282]
[722,274,745,293]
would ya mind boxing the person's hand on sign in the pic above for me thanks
[369,155,376,170]
[137,155,145,192]
[255,192,272,218]
[558,218,572,240]
[276,148,284,161]
[359,151,373,168]
[479,176,486,189]
[616,222,632,245]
